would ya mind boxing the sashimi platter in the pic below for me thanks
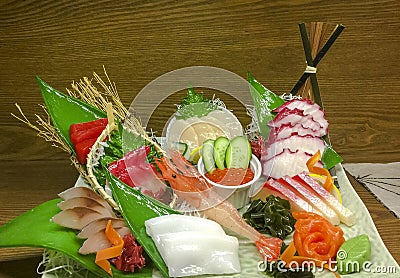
[2,25,400,276]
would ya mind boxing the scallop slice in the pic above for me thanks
[52,207,105,230]
[58,197,115,218]
[79,227,132,255]
[58,187,114,214]
[77,218,127,239]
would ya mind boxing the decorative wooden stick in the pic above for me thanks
[290,22,345,108]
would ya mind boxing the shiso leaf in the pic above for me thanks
[247,72,285,139]
[337,234,371,274]
[36,77,107,153]
[0,198,153,277]
[106,170,180,278]
[175,87,217,120]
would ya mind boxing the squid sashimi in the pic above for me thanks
[58,187,114,214]
[52,207,106,230]
[263,179,323,216]
[294,172,355,226]
[264,134,326,161]
[279,176,340,225]
[79,226,131,254]
[108,145,167,201]
[145,214,240,277]
[155,151,282,262]
[262,149,323,179]
[77,217,127,239]
[154,232,240,277]
[58,197,115,218]
[145,214,226,239]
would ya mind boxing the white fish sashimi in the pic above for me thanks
[153,231,240,277]
[262,149,323,179]
[294,172,355,226]
[52,207,105,230]
[145,214,226,239]
[264,135,326,161]
[280,176,340,225]
[58,187,114,215]
[77,217,127,239]
[79,227,131,254]
[58,197,115,218]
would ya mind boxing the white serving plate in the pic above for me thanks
[41,163,400,277]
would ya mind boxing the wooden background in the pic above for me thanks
[0,0,399,277]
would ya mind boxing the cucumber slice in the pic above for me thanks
[202,139,216,173]
[213,136,230,170]
[173,142,190,159]
[225,136,252,168]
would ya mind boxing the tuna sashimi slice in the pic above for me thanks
[294,172,355,226]
[262,149,323,179]
[108,145,167,200]
[263,135,326,161]
[268,123,327,143]
[279,176,340,225]
[263,179,323,216]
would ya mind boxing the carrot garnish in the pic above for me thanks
[306,150,333,192]
[95,220,124,276]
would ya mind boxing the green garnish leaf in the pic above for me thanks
[247,72,285,139]
[337,234,371,274]
[179,86,208,107]
[106,170,180,278]
[322,145,343,169]
[176,87,218,120]
[0,199,153,277]
[36,77,106,152]
[243,196,296,240]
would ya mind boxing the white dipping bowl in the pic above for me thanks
[198,154,262,209]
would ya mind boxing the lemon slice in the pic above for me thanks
[189,145,202,164]
[309,173,342,204]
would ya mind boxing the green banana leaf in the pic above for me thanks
[36,77,107,152]
[0,198,153,277]
[106,170,180,278]
[247,72,285,139]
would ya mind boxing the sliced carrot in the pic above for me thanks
[280,241,296,264]
[95,220,124,276]
[306,150,333,192]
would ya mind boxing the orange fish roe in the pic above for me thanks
[205,168,254,186]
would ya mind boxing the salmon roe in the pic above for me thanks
[205,168,254,186]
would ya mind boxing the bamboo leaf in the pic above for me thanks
[36,77,107,152]
[0,198,153,277]
[106,170,180,278]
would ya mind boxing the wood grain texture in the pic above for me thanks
[0,0,399,275]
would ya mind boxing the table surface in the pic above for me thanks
[1,0,399,277]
